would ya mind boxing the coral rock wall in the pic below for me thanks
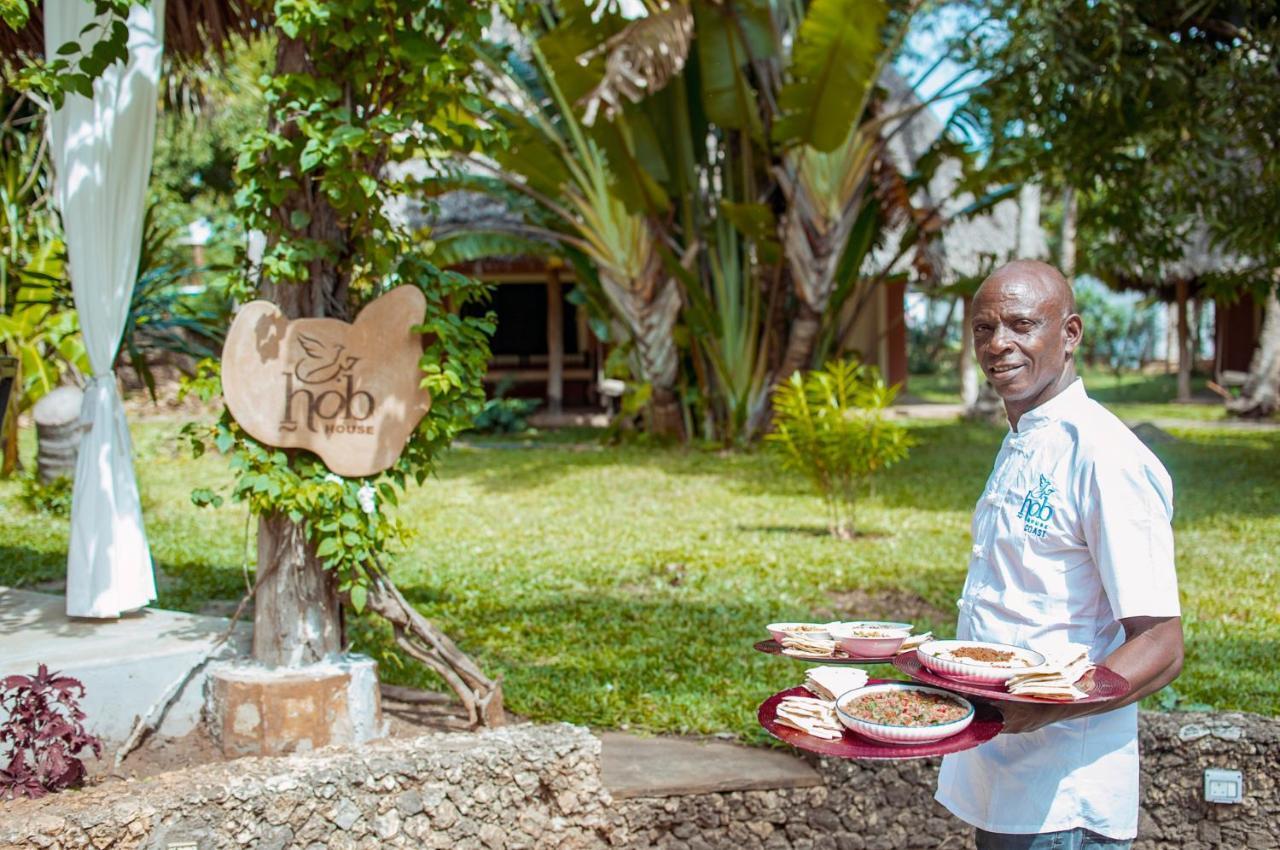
[1,711,1275,850]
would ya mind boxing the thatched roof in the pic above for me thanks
[867,69,1045,285]
[1090,226,1260,301]
[0,0,264,65]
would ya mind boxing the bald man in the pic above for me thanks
[934,261,1184,849]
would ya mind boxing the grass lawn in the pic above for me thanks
[2,412,1277,741]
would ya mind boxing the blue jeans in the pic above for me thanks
[975,828,1133,850]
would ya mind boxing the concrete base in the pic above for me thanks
[600,731,823,798]
[0,587,251,747]
[205,654,385,757]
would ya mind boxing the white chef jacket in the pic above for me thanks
[935,378,1180,839]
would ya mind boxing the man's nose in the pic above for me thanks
[986,324,1015,352]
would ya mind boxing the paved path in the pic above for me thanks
[599,731,820,799]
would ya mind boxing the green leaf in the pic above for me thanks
[349,584,367,613]
[693,2,768,135]
[773,0,888,151]
[300,141,324,172]
[316,537,341,558]
[290,209,312,229]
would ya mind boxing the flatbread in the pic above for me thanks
[804,666,869,701]
[896,632,933,654]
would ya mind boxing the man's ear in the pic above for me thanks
[1064,313,1083,355]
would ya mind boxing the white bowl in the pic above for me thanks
[766,622,835,642]
[835,683,974,744]
[916,639,1046,685]
[828,621,913,658]
[834,621,913,633]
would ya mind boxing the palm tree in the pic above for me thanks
[455,0,981,441]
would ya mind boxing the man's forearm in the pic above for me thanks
[994,616,1183,733]
[1098,616,1184,710]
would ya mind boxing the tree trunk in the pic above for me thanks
[0,355,18,477]
[925,296,958,362]
[1017,182,1042,259]
[248,33,349,667]
[1175,278,1192,403]
[773,155,860,392]
[1227,287,1280,418]
[253,512,343,666]
[960,296,979,409]
[777,303,823,384]
[1060,186,1077,281]
[599,249,684,440]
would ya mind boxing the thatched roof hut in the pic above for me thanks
[0,1,262,66]
[869,69,1046,285]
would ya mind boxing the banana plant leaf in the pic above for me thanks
[773,0,888,152]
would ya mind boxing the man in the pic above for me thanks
[935,260,1184,849]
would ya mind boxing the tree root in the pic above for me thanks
[360,569,505,728]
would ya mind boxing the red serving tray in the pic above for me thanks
[758,684,1003,760]
[892,651,1131,705]
[754,639,897,665]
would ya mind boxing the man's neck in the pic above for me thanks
[1006,365,1078,431]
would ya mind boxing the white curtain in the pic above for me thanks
[46,0,165,618]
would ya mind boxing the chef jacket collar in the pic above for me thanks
[1010,377,1086,435]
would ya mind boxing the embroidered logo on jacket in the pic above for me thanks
[1016,474,1056,537]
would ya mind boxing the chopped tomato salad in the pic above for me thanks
[844,690,968,727]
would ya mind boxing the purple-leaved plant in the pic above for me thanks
[0,664,102,799]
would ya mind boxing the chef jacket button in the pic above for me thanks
[985,491,1000,504]
[970,544,983,557]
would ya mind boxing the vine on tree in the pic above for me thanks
[180,1,512,723]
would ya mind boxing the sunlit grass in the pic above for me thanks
[2,413,1276,739]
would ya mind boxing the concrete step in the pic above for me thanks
[0,587,250,746]
[600,731,822,799]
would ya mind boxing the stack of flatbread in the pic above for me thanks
[773,695,844,739]
[896,632,933,654]
[804,666,869,701]
[1006,648,1094,701]
[780,634,840,658]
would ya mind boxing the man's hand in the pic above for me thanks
[996,616,1183,734]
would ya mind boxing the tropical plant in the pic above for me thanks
[117,206,232,401]
[0,664,103,800]
[767,359,912,538]
[1074,278,1160,384]
[471,377,541,434]
[0,93,89,475]
[461,22,689,438]
[458,0,983,444]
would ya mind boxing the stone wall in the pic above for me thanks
[0,724,613,850]
[612,711,1279,850]
[2,711,1275,850]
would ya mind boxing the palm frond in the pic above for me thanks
[576,5,695,126]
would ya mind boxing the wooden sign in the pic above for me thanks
[222,286,431,477]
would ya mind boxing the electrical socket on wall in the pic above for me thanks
[1203,768,1244,804]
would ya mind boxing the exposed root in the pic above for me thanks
[361,568,505,728]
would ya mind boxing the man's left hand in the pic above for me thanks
[995,616,1184,734]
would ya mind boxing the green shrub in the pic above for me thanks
[767,360,913,538]
[20,474,73,517]
[470,377,539,435]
